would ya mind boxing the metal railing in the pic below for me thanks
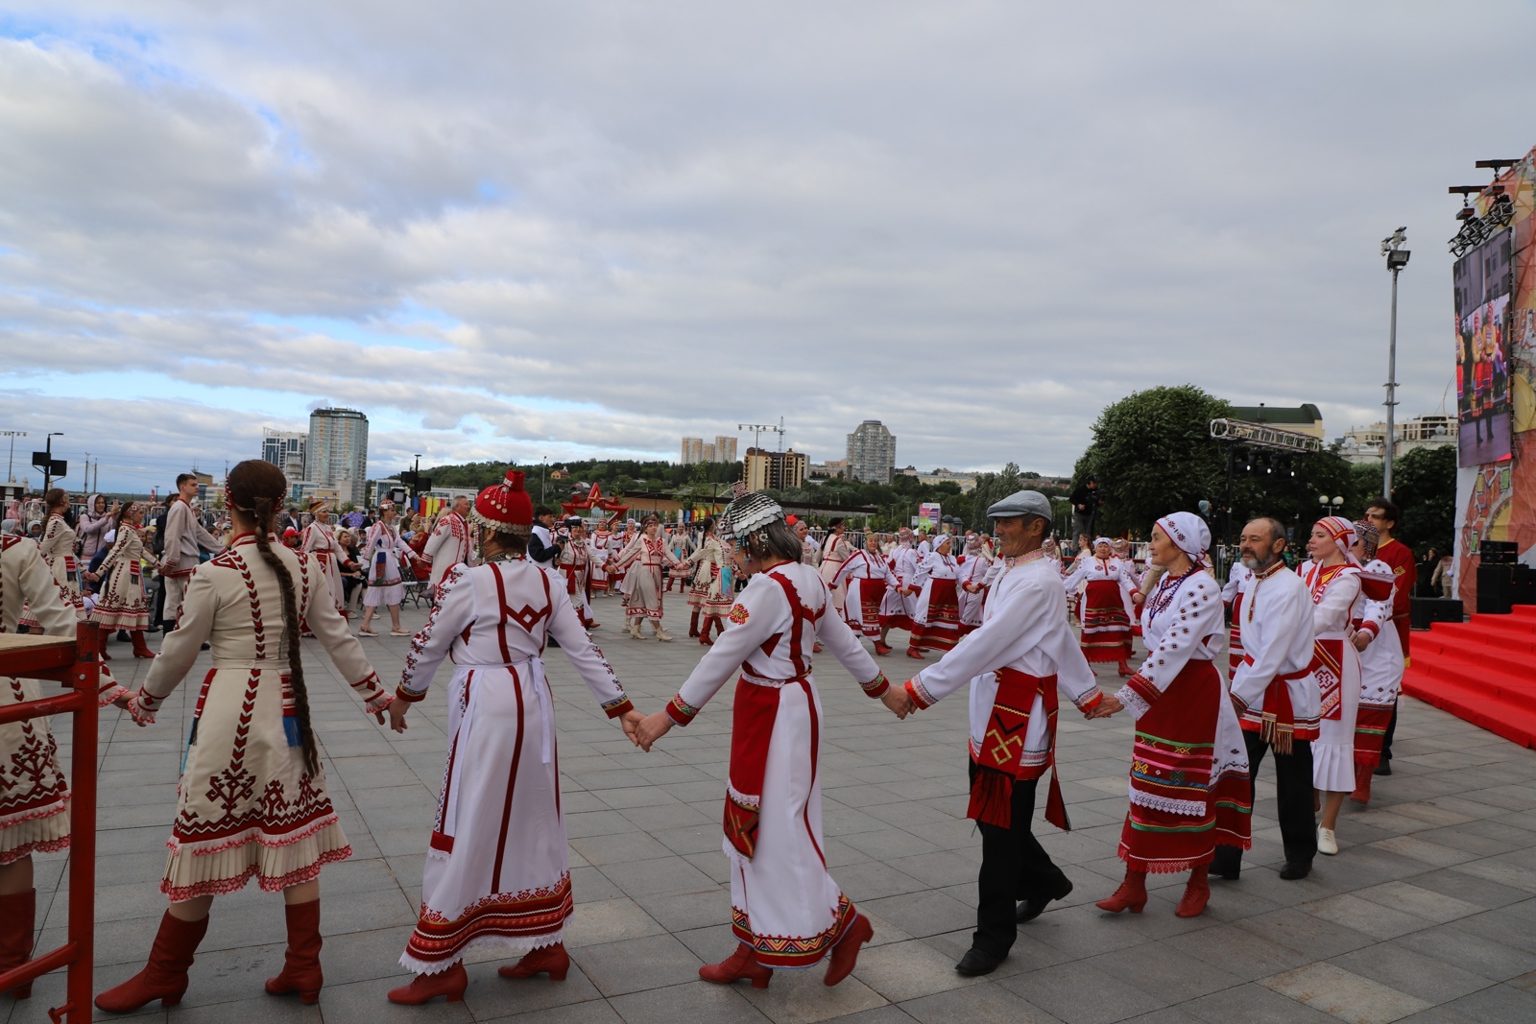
[0,624,99,1024]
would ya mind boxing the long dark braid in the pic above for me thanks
[230,461,319,776]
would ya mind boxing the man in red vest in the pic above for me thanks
[1365,497,1415,775]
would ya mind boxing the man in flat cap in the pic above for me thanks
[882,490,1115,976]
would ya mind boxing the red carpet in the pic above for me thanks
[1403,604,1536,749]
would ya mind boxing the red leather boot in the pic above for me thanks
[1350,759,1373,805]
[387,962,468,1005]
[497,942,569,980]
[1175,865,1210,918]
[824,912,873,986]
[698,943,771,989]
[264,899,323,1003]
[95,910,209,1012]
[1095,868,1148,914]
[0,890,35,999]
[130,631,156,659]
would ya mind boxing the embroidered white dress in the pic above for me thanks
[37,514,83,614]
[610,533,682,621]
[832,549,892,638]
[422,512,474,590]
[1353,559,1404,765]
[137,535,389,899]
[1298,560,1363,793]
[0,537,77,864]
[300,520,346,614]
[90,524,154,630]
[665,562,885,969]
[395,558,632,973]
[362,521,411,607]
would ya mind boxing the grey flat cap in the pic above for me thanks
[986,489,1053,520]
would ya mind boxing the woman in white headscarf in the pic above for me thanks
[1093,512,1249,919]
[1297,516,1382,856]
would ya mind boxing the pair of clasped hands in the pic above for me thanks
[875,681,1125,721]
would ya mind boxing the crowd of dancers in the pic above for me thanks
[0,465,1417,1008]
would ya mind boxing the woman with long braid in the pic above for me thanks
[97,461,393,1013]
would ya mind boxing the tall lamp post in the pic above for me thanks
[42,433,64,492]
[1,431,25,484]
[1380,228,1410,495]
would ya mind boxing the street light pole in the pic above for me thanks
[43,433,63,492]
[1,431,25,484]
[1380,228,1410,495]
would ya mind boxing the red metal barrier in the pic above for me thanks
[0,623,99,1024]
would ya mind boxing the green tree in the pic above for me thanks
[1075,386,1234,536]
[968,463,1021,530]
[1388,446,1456,552]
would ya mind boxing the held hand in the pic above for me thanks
[388,700,410,734]
[881,685,915,719]
[1352,631,1373,652]
[1131,591,1145,606]
[1088,694,1123,719]
[619,709,645,747]
[635,711,673,752]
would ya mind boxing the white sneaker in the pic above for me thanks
[1317,826,1338,856]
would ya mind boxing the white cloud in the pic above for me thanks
[2,1,1531,491]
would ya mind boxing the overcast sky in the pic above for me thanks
[2,1,1532,493]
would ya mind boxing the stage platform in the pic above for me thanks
[1404,604,1536,749]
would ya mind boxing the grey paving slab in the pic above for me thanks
[15,608,1536,1024]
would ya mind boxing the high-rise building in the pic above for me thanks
[680,437,705,464]
[714,436,738,463]
[744,447,808,492]
[305,408,369,507]
[845,420,897,484]
[701,442,717,463]
[261,429,307,482]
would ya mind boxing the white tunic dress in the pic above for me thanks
[137,534,389,899]
[0,537,78,864]
[1299,560,1363,792]
[300,520,346,614]
[362,521,411,607]
[396,558,633,973]
[665,561,885,968]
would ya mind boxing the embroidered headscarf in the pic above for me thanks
[1154,512,1211,565]
[1352,520,1380,561]
[1315,516,1358,564]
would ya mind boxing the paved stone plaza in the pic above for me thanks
[14,595,1536,1024]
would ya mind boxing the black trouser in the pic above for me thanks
[1212,731,1316,874]
[1381,699,1399,763]
[970,763,1070,958]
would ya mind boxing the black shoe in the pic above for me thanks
[1279,861,1311,880]
[955,948,1004,976]
[1017,878,1073,923]
[200,642,211,651]
[1210,864,1240,881]
[547,636,561,648]
[1374,763,1392,777]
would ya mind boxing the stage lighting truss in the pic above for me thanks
[1209,418,1324,454]
[1448,186,1514,257]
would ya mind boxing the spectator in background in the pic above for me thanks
[1416,547,1440,597]
[337,530,364,611]
[1069,475,1100,541]
[78,494,117,562]
[1431,551,1455,599]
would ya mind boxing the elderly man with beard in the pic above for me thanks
[1210,517,1320,882]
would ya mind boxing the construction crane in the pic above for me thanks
[738,418,786,453]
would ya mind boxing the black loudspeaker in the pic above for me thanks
[1411,596,1464,628]
[1512,564,1536,606]
[1478,564,1514,615]
[1482,541,1519,564]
